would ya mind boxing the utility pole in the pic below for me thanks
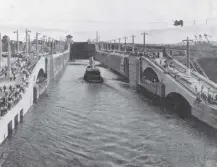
[0,33,2,69]
[25,28,31,57]
[130,35,136,53]
[123,36,128,52]
[118,37,121,51]
[14,30,19,54]
[7,37,11,78]
[141,32,148,52]
[36,32,40,55]
[182,37,193,76]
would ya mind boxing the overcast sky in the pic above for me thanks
[0,0,217,43]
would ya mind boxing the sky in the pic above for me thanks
[0,0,217,43]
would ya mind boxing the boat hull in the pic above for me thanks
[83,66,103,83]
[83,77,103,83]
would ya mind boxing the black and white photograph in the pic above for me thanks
[0,0,217,166]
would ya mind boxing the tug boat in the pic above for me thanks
[83,56,103,83]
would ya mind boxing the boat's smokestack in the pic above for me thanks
[89,56,94,68]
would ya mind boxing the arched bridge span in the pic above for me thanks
[142,67,160,82]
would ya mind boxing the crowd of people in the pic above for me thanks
[0,56,40,117]
[195,90,217,105]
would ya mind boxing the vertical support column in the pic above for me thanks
[7,37,11,78]
[0,33,2,69]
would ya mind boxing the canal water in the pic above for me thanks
[0,60,217,167]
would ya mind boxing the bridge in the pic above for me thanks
[95,47,217,129]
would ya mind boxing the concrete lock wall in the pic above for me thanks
[52,51,69,77]
[95,50,217,129]
[0,51,69,145]
[95,51,130,79]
